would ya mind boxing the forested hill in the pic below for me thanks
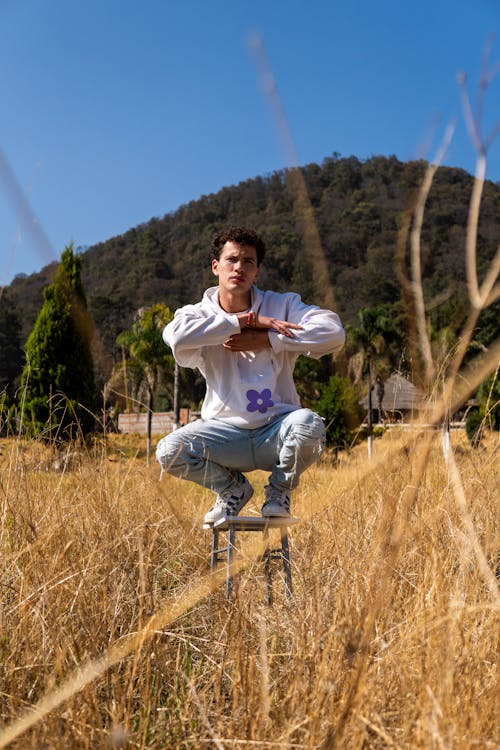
[7,154,500,355]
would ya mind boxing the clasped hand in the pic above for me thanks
[223,315,302,351]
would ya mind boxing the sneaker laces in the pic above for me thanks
[208,481,247,516]
[264,486,290,512]
[218,487,245,515]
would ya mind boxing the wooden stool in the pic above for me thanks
[207,516,299,603]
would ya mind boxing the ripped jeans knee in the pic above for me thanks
[271,409,325,490]
[288,411,326,467]
[155,431,194,477]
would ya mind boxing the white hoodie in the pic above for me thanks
[163,285,345,428]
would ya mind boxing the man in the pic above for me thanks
[156,226,345,524]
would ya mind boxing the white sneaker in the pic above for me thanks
[261,485,291,517]
[203,475,254,525]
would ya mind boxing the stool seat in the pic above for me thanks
[207,514,298,603]
[211,515,299,531]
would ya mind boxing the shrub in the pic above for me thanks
[316,374,361,448]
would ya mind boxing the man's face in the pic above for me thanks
[212,241,260,296]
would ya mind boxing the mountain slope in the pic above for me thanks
[7,154,500,358]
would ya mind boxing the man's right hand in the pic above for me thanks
[237,312,302,338]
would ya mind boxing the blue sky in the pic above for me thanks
[1,0,499,284]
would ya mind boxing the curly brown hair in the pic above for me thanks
[210,226,266,266]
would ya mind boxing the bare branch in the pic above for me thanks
[410,122,455,384]
[458,73,484,156]
[248,32,337,313]
[479,242,500,304]
[460,40,500,312]
[485,121,500,152]
[465,153,487,309]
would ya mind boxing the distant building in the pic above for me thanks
[361,373,426,422]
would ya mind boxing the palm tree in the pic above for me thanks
[116,304,174,463]
[348,306,393,456]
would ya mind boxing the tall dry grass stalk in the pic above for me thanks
[0,431,498,748]
[249,33,337,315]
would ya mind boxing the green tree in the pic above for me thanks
[20,244,96,439]
[317,374,361,448]
[347,305,408,453]
[293,355,332,408]
[116,304,175,461]
[348,306,389,416]
[348,305,402,374]
[348,303,407,382]
[0,289,23,402]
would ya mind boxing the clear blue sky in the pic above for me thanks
[1,0,499,284]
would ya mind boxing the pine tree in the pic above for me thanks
[20,244,96,439]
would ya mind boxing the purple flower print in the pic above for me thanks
[246,388,274,414]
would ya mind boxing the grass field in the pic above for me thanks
[0,429,498,749]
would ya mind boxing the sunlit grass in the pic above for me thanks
[0,430,498,748]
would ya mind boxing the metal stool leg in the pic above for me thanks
[263,527,273,606]
[281,528,293,598]
[210,528,219,572]
[208,517,297,603]
[226,524,236,598]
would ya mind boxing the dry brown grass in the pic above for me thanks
[0,430,498,749]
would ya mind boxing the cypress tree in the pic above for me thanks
[21,244,96,439]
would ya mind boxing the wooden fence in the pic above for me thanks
[117,409,193,435]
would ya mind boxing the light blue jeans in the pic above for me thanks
[155,408,326,495]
